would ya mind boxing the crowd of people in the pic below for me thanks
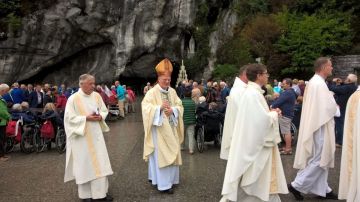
[0,80,137,161]
[1,56,359,202]
[139,57,359,202]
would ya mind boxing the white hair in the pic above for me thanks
[347,74,358,84]
[79,74,94,86]
[21,101,29,109]
[12,103,22,111]
[199,96,206,103]
[0,84,10,91]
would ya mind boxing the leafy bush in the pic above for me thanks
[275,9,354,74]
[212,64,239,83]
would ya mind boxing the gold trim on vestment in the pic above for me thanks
[270,147,278,193]
[75,93,102,178]
[345,92,360,184]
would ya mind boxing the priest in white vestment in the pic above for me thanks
[220,66,248,160]
[339,86,360,201]
[141,58,184,194]
[221,64,288,202]
[289,57,340,200]
[64,74,113,201]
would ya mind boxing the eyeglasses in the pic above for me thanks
[260,72,270,77]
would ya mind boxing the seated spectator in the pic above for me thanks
[196,96,208,117]
[42,103,63,127]
[10,104,34,123]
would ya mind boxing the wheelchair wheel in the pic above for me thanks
[196,126,205,153]
[55,128,66,154]
[290,122,298,146]
[5,137,15,153]
[33,129,45,153]
[215,123,223,147]
[20,127,35,154]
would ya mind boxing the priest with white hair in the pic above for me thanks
[64,74,113,202]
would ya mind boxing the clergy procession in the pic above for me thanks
[0,57,359,202]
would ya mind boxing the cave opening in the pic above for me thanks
[118,60,181,96]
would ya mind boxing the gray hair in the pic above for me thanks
[0,84,10,92]
[79,74,95,86]
[347,74,358,84]
[21,101,29,109]
[12,103,22,111]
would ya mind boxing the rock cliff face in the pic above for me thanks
[0,0,198,85]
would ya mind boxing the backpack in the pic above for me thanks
[6,120,22,142]
[40,120,55,139]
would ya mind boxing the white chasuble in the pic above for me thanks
[220,77,247,160]
[64,89,113,184]
[221,82,288,202]
[339,88,360,201]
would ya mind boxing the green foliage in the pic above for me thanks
[216,36,253,68]
[212,64,239,83]
[6,12,21,30]
[0,0,21,33]
[241,14,281,58]
[232,0,269,25]
[0,0,20,17]
[275,10,354,74]
[185,1,213,77]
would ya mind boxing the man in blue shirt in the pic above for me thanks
[328,74,358,147]
[271,78,297,155]
[115,81,125,118]
[5,83,25,104]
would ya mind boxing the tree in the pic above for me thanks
[275,10,354,74]
[212,64,239,84]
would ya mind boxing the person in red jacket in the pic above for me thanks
[126,86,136,113]
[56,92,68,111]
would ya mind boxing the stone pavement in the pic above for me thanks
[0,107,344,202]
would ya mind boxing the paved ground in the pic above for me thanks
[0,103,344,202]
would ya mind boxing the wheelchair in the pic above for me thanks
[195,110,224,153]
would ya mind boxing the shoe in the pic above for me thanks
[288,184,304,201]
[317,191,338,200]
[160,188,174,194]
[189,150,194,155]
[95,194,113,201]
[0,156,9,162]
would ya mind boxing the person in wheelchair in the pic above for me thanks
[42,103,63,128]
[41,103,64,150]
[197,102,224,144]
[10,104,35,123]
[195,96,208,118]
